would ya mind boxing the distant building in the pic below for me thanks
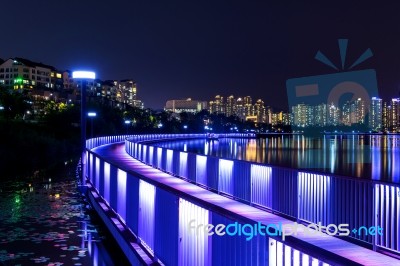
[243,96,253,117]
[0,57,63,90]
[327,103,340,126]
[390,98,400,132]
[165,98,207,113]
[313,103,328,126]
[101,80,143,109]
[225,95,236,117]
[208,94,271,123]
[382,101,390,131]
[117,80,138,107]
[209,95,225,115]
[292,103,309,127]
[253,99,266,123]
[369,97,382,131]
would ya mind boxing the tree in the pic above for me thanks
[0,87,30,120]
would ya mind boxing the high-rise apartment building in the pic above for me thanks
[209,95,225,115]
[100,80,143,109]
[254,99,266,123]
[292,103,309,127]
[369,97,382,131]
[225,95,236,117]
[327,103,340,126]
[390,98,400,132]
[313,103,327,126]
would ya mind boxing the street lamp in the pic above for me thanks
[124,120,131,135]
[88,112,97,138]
[72,70,96,185]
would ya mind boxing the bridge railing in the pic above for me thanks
[86,134,331,265]
[124,134,400,255]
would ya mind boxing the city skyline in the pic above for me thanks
[2,1,400,109]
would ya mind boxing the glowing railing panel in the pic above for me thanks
[251,164,273,209]
[104,162,110,206]
[179,152,188,178]
[375,184,400,253]
[138,180,156,253]
[166,149,174,173]
[196,155,207,186]
[178,198,209,266]
[117,169,127,223]
[218,159,234,195]
[298,172,331,225]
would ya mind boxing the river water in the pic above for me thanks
[0,178,129,266]
[155,134,400,183]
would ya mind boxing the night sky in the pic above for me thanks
[2,1,400,110]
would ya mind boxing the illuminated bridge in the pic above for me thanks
[83,134,400,265]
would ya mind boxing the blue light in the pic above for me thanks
[183,125,188,129]
[88,112,97,117]
[125,120,131,124]
[72,71,96,79]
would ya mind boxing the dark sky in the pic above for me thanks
[2,1,400,109]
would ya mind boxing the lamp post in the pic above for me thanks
[88,112,97,138]
[124,120,131,135]
[72,71,96,185]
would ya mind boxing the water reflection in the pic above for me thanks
[0,179,129,265]
[155,135,400,183]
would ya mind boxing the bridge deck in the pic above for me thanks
[92,142,400,266]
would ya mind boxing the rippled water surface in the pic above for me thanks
[0,179,129,265]
[155,135,400,183]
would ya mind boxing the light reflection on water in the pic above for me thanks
[0,179,129,265]
[156,135,400,183]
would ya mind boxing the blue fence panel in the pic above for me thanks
[172,150,180,175]
[207,157,219,191]
[103,162,111,205]
[375,184,400,253]
[297,172,331,225]
[154,188,179,266]
[109,164,118,211]
[187,153,197,182]
[233,160,251,202]
[330,178,374,244]
[218,159,234,196]
[196,155,208,186]
[272,168,298,218]
[211,212,268,266]
[126,173,140,235]
[251,164,273,209]
[178,152,188,179]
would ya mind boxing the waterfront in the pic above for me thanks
[0,178,129,265]
[155,134,400,183]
